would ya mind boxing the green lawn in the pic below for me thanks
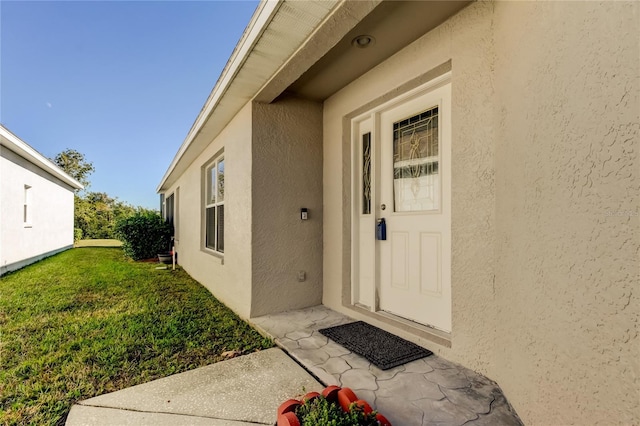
[0,248,273,425]
[74,239,123,247]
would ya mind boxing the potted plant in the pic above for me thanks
[277,386,391,426]
[157,251,173,264]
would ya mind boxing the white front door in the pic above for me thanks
[352,76,451,332]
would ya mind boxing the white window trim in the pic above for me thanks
[174,187,180,242]
[203,153,224,256]
[165,192,175,228]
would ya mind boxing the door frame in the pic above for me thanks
[350,71,452,330]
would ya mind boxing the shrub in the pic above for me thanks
[73,228,83,242]
[296,397,379,426]
[115,211,173,260]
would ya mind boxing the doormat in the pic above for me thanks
[319,321,432,370]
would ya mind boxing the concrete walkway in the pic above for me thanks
[66,348,323,425]
[67,305,523,425]
[253,306,523,426]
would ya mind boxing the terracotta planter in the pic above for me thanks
[354,399,373,414]
[302,391,321,402]
[337,387,358,412]
[277,399,301,416]
[277,411,300,426]
[276,386,392,426]
[376,413,392,426]
[322,385,341,402]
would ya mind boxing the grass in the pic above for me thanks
[74,239,123,247]
[0,248,273,425]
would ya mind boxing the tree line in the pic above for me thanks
[52,149,155,240]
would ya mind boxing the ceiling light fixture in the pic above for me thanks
[352,35,375,48]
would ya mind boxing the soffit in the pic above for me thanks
[286,0,471,102]
[158,0,340,192]
[158,0,471,192]
[191,1,340,155]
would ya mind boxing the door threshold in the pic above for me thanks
[346,304,452,349]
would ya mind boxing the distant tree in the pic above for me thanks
[73,194,93,238]
[51,149,153,240]
[86,192,114,238]
[74,192,140,239]
[51,149,95,190]
[96,193,137,238]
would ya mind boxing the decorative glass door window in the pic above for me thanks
[205,155,224,253]
[362,132,372,215]
[392,106,439,212]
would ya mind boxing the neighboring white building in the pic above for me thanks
[0,125,83,275]
[158,1,639,424]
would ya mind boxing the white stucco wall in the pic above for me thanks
[251,97,323,317]
[164,103,254,319]
[322,1,639,424]
[1,147,75,274]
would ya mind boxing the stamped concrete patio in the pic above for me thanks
[252,305,523,426]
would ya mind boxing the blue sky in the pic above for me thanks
[1,0,258,209]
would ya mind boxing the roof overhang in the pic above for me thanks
[157,0,470,192]
[281,0,471,101]
[0,125,84,190]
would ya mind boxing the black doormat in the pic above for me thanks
[319,321,432,370]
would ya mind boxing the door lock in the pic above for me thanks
[380,204,386,210]
[376,218,387,240]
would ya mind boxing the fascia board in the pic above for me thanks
[156,0,283,193]
[254,0,378,104]
[0,126,84,190]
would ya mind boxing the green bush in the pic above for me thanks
[73,228,83,242]
[296,397,379,426]
[114,211,173,260]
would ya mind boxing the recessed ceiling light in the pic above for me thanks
[352,35,375,48]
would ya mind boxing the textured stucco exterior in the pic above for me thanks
[322,1,639,424]
[163,98,324,320]
[0,147,76,275]
[165,103,254,319]
[158,1,638,423]
[251,97,323,317]
[492,2,639,423]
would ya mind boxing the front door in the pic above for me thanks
[352,76,451,332]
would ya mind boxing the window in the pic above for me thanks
[392,106,440,212]
[174,187,180,241]
[23,185,32,227]
[204,155,224,253]
[165,193,175,228]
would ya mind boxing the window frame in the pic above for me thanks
[23,185,32,228]
[174,187,180,242]
[203,153,224,255]
[165,193,175,228]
